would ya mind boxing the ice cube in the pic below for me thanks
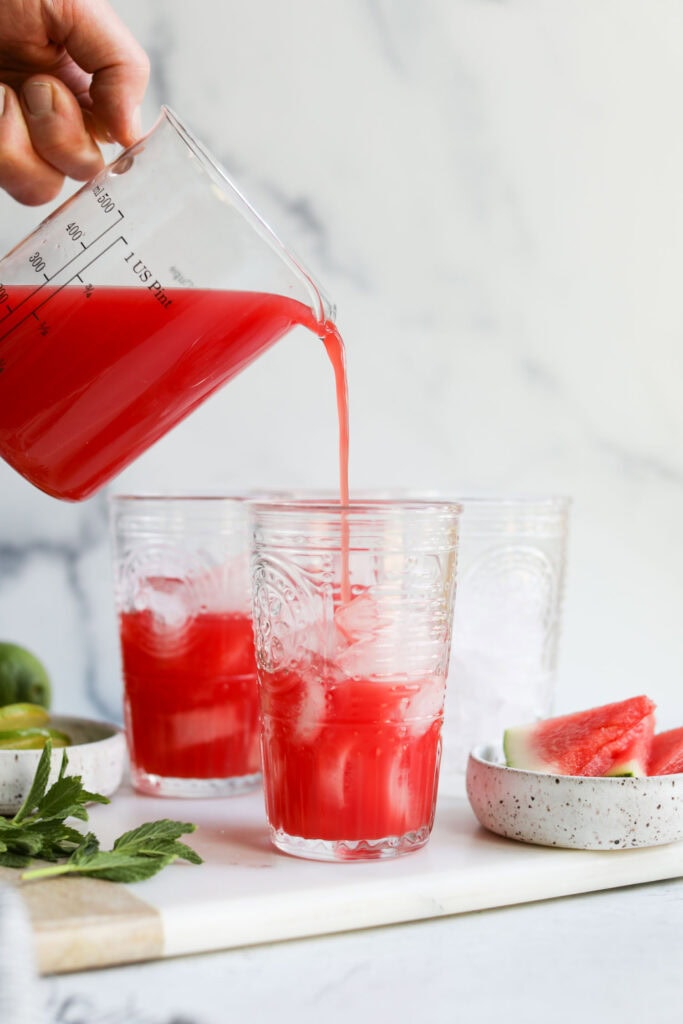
[335,589,436,679]
[441,647,552,774]
[294,669,328,742]
[335,637,381,678]
[386,748,412,831]
[134,574,189,628]
[334,590,389,644]
[404,674,446,736]
[452,563,549,665]
[318,738,353,813]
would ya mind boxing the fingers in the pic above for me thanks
[22,76,104,178]
[0,77,104,205]
[46,0,150,147]
[0,0,149,204]
[0,83,62,205]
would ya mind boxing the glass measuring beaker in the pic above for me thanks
[0,108,334,501]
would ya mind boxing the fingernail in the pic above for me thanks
[131,106,142,139]
[0,86,5,116]
[24,81,53,116]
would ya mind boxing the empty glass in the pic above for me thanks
[439,496,570,788]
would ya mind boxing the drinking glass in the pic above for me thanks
[439,496,570,788]
[249,499,461,861]
[110,495,260,797]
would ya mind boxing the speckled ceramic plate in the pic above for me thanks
[466,744,683,850]
[0,716,126,815]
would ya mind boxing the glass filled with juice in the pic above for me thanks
[110,494,260,797]
[249,499,461,861]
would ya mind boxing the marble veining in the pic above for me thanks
[1,0,683,732]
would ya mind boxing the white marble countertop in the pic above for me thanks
[38,875,682,1024]
[1,1,682,1017]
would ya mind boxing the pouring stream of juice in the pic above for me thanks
[321,321,351,603]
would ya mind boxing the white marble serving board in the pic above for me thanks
[10,780,683,975]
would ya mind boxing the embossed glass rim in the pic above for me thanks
[250,489,567,508]
[109,493,249,536]
[248,498,463,518]
[249,491,568,524]
[111,493,247,504]
[456,495,570,512]
[455,495,570,537]
[248,498,462,553]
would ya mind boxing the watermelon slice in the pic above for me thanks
[648,726,683,776]
[504,695,657,777]
[604,712,655,777]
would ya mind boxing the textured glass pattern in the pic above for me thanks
[249,500,461,862]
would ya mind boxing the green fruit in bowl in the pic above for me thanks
[0,727,70,750]
[0,702,50,728]
[0,642,51,709]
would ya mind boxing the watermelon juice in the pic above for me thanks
[0,285,337,501]
[259,666,444,847]
[120,606,260,788]
[111,495,263,797]
[250,501,461,860]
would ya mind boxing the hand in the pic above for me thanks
[0,0,149,205]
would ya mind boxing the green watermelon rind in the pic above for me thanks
[604,759,641,778]
[503,696,657,777]
[603,713,655,778]
[503,724,550,773]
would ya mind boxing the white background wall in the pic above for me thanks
[1,0,682,729]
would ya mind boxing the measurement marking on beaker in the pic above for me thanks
[45,210,125,282]
[64,234,128,283]
[0,234,128,344]
[31,311,49,336]
[0,210,125,326]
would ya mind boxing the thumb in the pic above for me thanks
[47,0,149,146]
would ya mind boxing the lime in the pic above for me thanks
[0,643,51,709]
[0,703,50,729]
[0,727,70,750]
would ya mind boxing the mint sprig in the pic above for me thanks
[0,741,202,883]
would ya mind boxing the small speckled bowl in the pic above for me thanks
[466,744,683,850]
[0,716,127,815]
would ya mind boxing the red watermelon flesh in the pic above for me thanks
[504,695,657,776]
[604,712,655,777]
[648,727,683,776]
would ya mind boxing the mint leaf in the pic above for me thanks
[1,741,202,884]
[112,820,197,853]
[12,742,53,823]
[34,774,109,822]
[0,850,31,869]
[22,821,201,883]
